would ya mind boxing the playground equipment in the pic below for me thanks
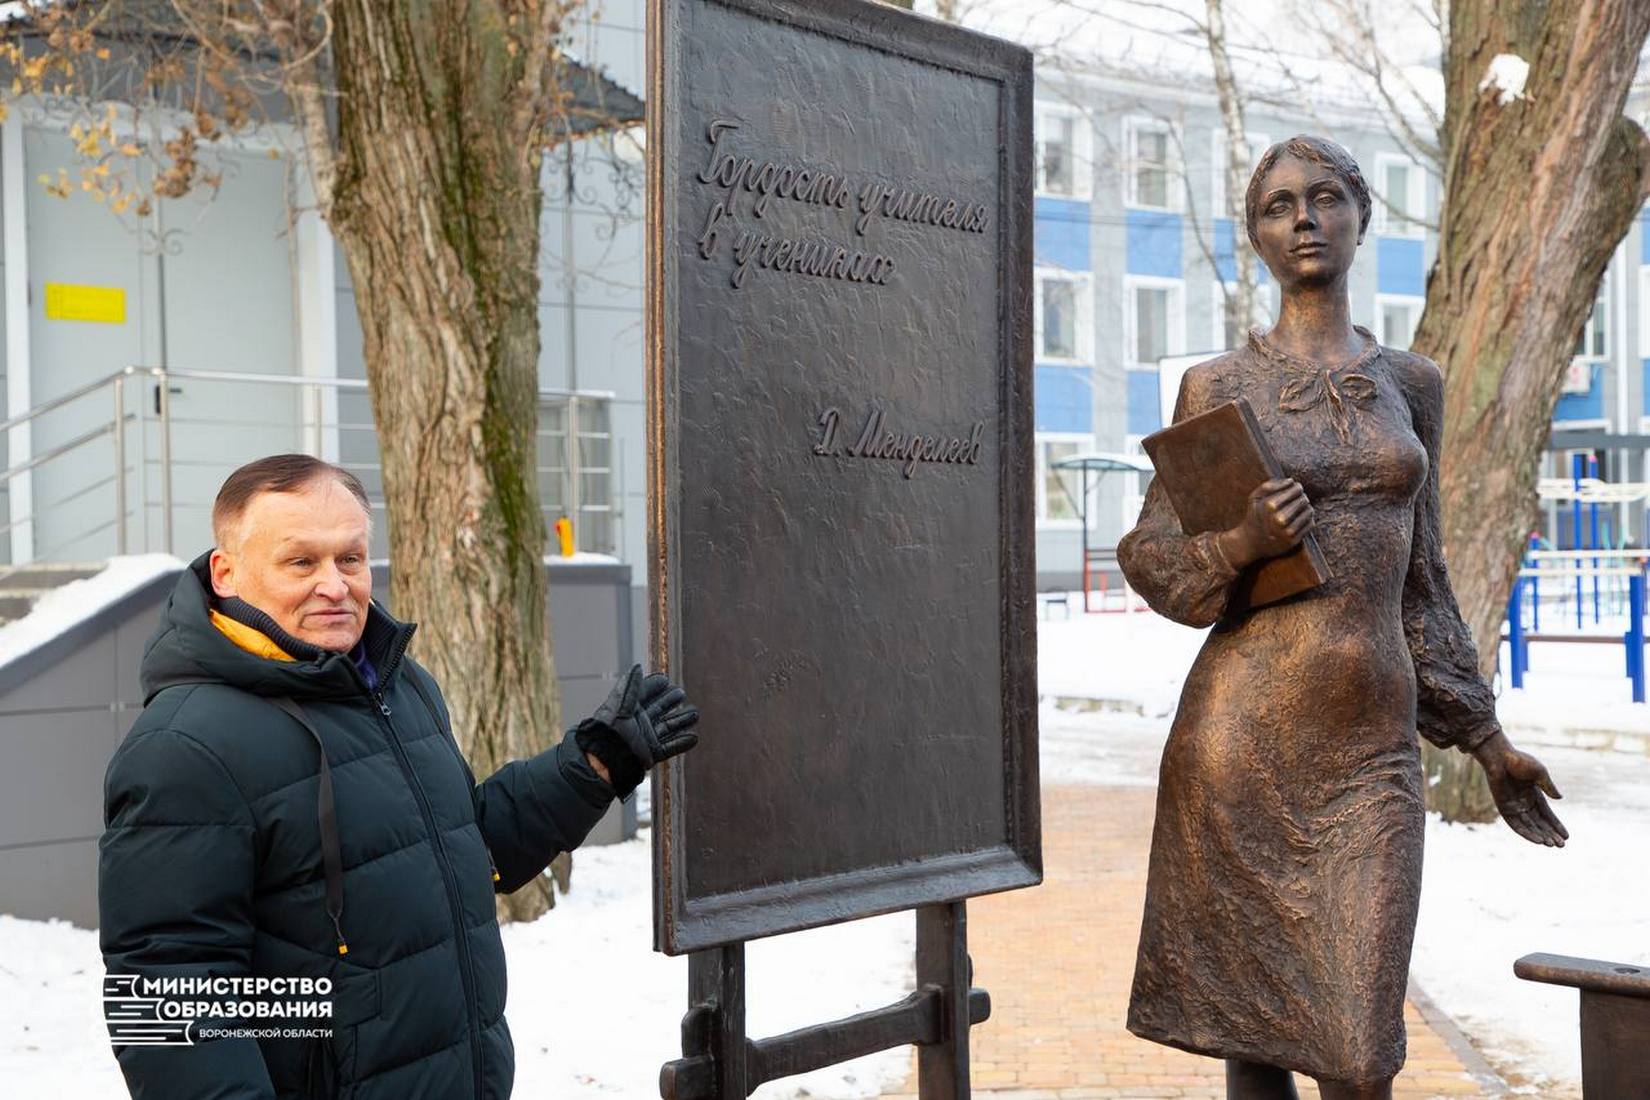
[1507,549,1650,703]
[1535,452,1650,628]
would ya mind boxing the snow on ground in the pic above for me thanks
[0,837,914,1099]
[1037,606,1205,720]
[0,555,183,670]
[0,914,127,1096]
[504,834,915,1099]
[1415,762,1650,1096]
[1036,603,1650,1095]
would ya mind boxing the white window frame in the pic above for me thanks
[1211,128,1270,220]
[1035,267,1094,364]
[1373,152,1427,237]
[1035,101,1092,201]
[1574,284,1610,363]
[1374,293,1425,351]
[1124,274,1186,370]
[1036,432,1093,528]
[1211,279,1277,350]
[1124,116,1181,213]
[1640,267,1650,359]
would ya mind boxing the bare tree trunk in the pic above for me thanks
[1414,0,1650,819]
[1203,0,1258,345]
[325,1,570,921]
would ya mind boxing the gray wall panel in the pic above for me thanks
[0,709,117,848]
[0,839,100,926]
[547,583,623,679]
[2,628,117,712]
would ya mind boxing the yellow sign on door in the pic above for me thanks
[44,283,127,324]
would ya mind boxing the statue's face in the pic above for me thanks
[1250,153,1362,288]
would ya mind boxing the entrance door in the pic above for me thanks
[22,124,302,562]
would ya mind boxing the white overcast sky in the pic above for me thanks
[907,0,1649,125]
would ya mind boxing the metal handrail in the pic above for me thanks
[2,365,619,564]
[0,365,138,436]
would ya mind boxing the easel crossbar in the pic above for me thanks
[660,986,991,1099]
[752,986,991,1084]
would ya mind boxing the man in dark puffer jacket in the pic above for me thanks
[99,454,699,1099]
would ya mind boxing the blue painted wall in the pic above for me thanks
[1036,197,1092,272]
[1214,219,1237,283]
[1035,365,1093,433]
[1641,205,1650,265]
[1127,370,1162,435]
[1554,368,1604,421]
[1127,209,1182,279]
[1212,219,1270,285]
[1376,237,1426,297]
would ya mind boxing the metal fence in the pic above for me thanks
[0,366,616,569]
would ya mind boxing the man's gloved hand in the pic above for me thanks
[574,665,701,799]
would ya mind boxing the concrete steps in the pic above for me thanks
[0,563,106,627]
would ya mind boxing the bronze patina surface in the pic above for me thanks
[647,0,1039,958]
[1118,136,1567,1100]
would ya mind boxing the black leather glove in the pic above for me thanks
[574,665,701,799]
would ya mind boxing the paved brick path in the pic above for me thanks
[880,785,1499,1100]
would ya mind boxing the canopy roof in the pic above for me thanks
[1051,451,1154,474]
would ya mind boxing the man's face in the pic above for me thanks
[209,478,373,653]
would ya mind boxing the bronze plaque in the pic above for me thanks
[648,0,1039,954]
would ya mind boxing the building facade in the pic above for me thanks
[1028,70,1650,589]
[2,12,1647,599]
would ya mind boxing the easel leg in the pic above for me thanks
[688,944,748,1099]
[916,901,972,1099]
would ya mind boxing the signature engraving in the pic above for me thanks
[813,407,985,478]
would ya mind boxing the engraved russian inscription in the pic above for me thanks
[691,116,989,290]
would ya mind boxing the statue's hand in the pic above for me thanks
[1473,730,1568,847]
[1217,478,1313,569]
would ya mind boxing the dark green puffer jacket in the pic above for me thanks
[99,556,614,1099]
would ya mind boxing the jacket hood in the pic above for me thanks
[140,553,416,704]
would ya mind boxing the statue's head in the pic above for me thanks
[1244,135,1371,288]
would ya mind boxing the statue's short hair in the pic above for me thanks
[212,454,372,548]
[1244,135,1373,251]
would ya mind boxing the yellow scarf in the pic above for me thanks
[209,609,296,663]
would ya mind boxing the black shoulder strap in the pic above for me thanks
[270,697,350,957]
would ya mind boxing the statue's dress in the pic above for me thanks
[1117,328,1499,1084]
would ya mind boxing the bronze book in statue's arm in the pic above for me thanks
[1141,397,1330,613]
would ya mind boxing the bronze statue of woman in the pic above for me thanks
[1116,135,1569,1100]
